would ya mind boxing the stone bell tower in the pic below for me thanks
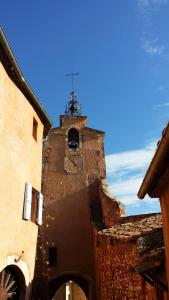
[33,89,123,300]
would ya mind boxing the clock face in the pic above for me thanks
[64,155,83,174]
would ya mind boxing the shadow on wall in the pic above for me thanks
[32,185,97,300]
[42,182,105,231]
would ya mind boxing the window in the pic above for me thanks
[68,128,79,149]
[32,117,38,141]
[48,247,57,267]
[23,183,43,225]
[31,190,38,223]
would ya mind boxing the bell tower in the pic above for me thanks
[33,89,123,300]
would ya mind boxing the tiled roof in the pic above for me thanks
[99,213,162,240]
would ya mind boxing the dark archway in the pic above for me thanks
[49,273,90,299]
[68,128,79,149]
[0,265,26,300]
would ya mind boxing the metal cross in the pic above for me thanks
[66,72,79,91]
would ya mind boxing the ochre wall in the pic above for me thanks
[71,282,87,300]
[53,284,65,300]
[160,184,169,293]
[99,179,124,227]
[0,62,44,298]
[34,116,108,299]
[96,234,155,300]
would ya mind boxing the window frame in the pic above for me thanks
[32,117,38,141]
[23,183,43,225]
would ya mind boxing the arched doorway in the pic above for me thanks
[49,274,90,300]
[53,281,87,300]
[0,265,26,300]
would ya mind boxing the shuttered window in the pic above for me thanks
[31,190,38,223]
[23,183,43,225]
[23,183,32,220]
[37,193,43,225]
[32,117,38,141]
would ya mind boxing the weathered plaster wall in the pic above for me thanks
[0,61,44,297]
[35,118,105,299]
[34,115,122,299]
[99,179,124,227]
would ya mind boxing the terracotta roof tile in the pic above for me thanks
[99,213,162,240]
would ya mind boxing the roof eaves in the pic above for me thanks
[138,122,169,199]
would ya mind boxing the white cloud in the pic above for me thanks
[105,141,161,214]
[153,102,169,109]
[106,141,156,175]
[138,0,169,8]
[109,177,142,197]
[137,0,169,61]
[142,39,165,56]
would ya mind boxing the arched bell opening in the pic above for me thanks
[68,128,79,149]
[0,265,26,300]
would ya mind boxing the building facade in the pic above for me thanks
[138,122,169,299]
[96,213,165,300]
[0,28,51,299]
[33,92,123,300]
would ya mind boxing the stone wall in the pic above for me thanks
[96,234,154,300]
[99,179,124,227]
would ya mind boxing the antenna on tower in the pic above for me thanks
[66,72,79,91]
[65,72,81,116]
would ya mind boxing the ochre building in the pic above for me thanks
[138,121,169,299]
[0,28,51,299]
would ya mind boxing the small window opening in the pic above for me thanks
[68,128,79,149]
[23,183,43,225]
[48,247,57,267]
[32,117,38,141]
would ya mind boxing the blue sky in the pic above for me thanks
[1,0,169,215]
